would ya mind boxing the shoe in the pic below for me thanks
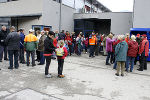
[45,74,52,78]
[22,62,26,64]
[106,63,111,65]
[27,64,29,66]
[144,68,147,70]
[125,69,128,72]
[58,75,65,78]
[0,60,2,62]
[8,67,13,69]
[0,68,1,70]
[137,69,143,71]
[15,67,18,69]
[4,59,9,61]
[121,74,124,76]
[32,64,36,67]
[115,73,119,76]
[38,63,44,65]
[130,70,132,72]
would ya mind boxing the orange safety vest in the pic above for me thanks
[89,35,96,45]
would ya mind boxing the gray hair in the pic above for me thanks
[10,26,16,32]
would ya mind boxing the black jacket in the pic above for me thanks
[44,36,55,54]
[58,33,66,40]
[5,32,20,50]
[0,30,8,46]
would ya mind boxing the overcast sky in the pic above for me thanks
[98,0,134,12]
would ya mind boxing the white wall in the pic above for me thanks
[43,0,75,32]
[74,12,133,34]
[0,0,42,17]
[18,17,43,35]
[133,0,150,28]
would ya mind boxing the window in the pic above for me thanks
[0,0,7,3]
[53,0,61,3]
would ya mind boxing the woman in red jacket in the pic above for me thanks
[126,35,138,72]
[56,40,68,78]
[65,32,72,56]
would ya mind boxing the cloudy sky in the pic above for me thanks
[98,0,134,12]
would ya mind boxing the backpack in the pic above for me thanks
[56,47,64,56]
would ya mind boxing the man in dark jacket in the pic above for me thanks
[58,30,66,40]
[44,31,56,78]
[19,28,25,64]
[5,26,20,69]
[0,26,9,62]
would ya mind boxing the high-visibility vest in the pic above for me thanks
[89,35,96,45]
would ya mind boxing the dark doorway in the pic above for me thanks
[74,19,111,37]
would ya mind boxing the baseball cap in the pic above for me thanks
[29,29,35,33]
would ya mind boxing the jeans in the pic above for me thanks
[58,59,64,75]
[68,45,72,56]
[4,46,8,60]
[26,51,35,66]
[8,50,19,68]
[19,48,25,63]
[40,51,45,64]
[89,45,95,57]
[106,52,113,64]
[78,46,82,55]
[45,56,51,75]
[126,56,135,71]
[113,61,117,69]
[0,45,4,61]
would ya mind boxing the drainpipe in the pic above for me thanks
[59,0,62,33]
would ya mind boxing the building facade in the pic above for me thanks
[0,0,134,35]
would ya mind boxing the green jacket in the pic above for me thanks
[24,41,38,51]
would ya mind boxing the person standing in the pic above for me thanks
[35,30,41,62]
[24,29,38,67]
[76,34,83,56]
[38,30,46,65]
[5,26,20,69]
[0,26,9,62]
[106,33,116,65]
[126,35,138,72]
[125,33,130,43]
[134,34,141,65]
[19,28,26,64]
[71,32,76,54]
[115,36,128,76]
[44,31,56,78]
[95,33,100,56]
[138,34,149,71]
[56,40,68,78]
[89,32,97,57]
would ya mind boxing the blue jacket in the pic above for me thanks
[20,32,25,49]
[115,41,128,62]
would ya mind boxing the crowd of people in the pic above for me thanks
[0,25,149,78]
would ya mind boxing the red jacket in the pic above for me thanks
[139,38,149,56]
[65,35,72,45]
[53,38,57,47]
[127,40,138,57]
[57,46,68,59]
[112,40,122,53]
